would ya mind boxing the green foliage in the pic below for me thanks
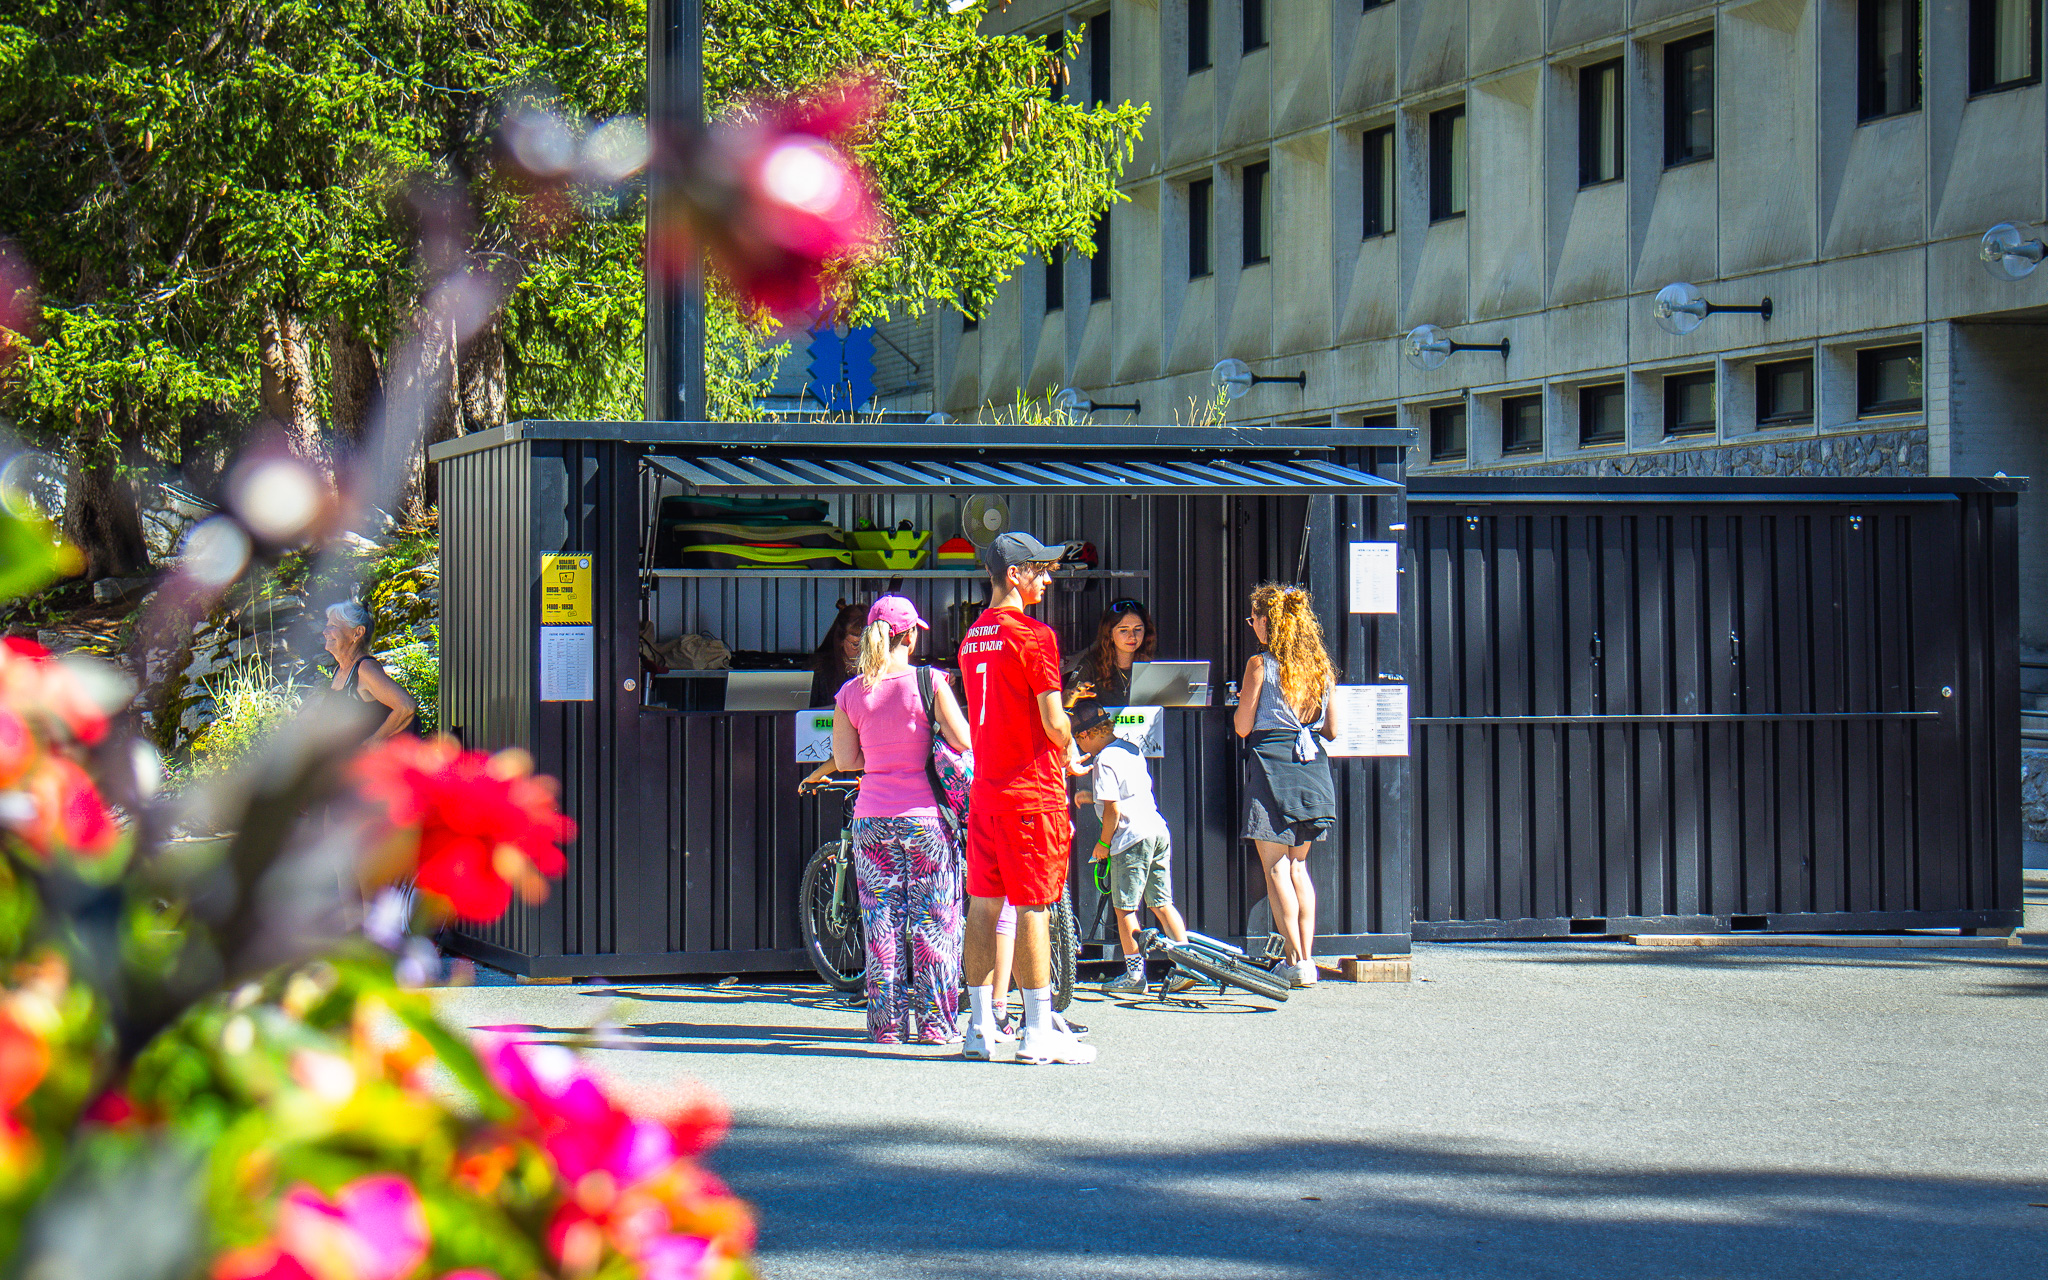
[379,625,439,734]
[187,661,301,779]
[0,502,77,601]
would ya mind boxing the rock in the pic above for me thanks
[92,576,153,605]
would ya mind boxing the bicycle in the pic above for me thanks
[796,774,1078,1012]
[1137,927,1292,1004]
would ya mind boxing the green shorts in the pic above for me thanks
[1109,834,1173,912]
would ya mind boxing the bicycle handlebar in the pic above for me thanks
[799,774,863,796]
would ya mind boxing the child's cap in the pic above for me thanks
[1070,699,1114,736]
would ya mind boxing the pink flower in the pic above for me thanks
[271,1175,429,1280]
[9,756,120,862]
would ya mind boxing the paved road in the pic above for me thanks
[437,928,2048,1280]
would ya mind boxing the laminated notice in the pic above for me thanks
[539,626,594,702]
[1326,683,1408,757]
[541,553,594,625]
[1110,705,1164,759]
[795,710,835,763]
[1348,542,1398,614]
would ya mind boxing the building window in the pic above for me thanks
[1859,0,1922,119]
[1664,34,1714,166]
[1363,0,1391,10]
[1502,394,1543,454]
[1755,358,1813,426]
[1045,245,1064,312]
[1579,383,1625,445]
[1857,343,1923,415]
[1429,403,1467,462]
[1243,161,1271,264]
[1089,12,1112,107]
[1189,177,1213,278]
[1090,213,1111,302]
[1971,0,2041,92]
[1360,412,1397,428]
[1579,59,1623,186]
[1244,0,1267,52]
[1188,0,1211,70]
[1664,371,1716,436]
[1045,29,1065,101]
[1363,126,1395,238]
[1429,104,1467,221]
[961,310,978,333]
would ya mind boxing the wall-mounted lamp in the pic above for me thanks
[1403,324,1510,372]
[1652,282,1773,335]
[1055,387,1141,419]
[1212,358,1308,401]
[1981,222,2046,282]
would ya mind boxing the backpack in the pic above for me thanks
[915,666,972,843]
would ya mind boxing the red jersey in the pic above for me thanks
[960,606,1066,813]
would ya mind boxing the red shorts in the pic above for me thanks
[964,807,1073,907]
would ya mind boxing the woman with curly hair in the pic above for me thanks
[1063,599,1157,706]
[1232,583,1339,988]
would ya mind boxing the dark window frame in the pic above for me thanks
[1579,382,1626,446]
[1578,59,1624,187]
[1045,245,1065,312]
[1858,0,1923,120]
[1363,126,1395,238]
[1089,12,1112,107]
[1045,29,1066,102]
[1970,0,2042,93]
[1362,0,1392,10]
[1243,160,1271,265]
[1663,370,1717,437]
[1428,104,1467,222]
[1243,0,1268,52]
[961,310,978,333]
[1189,177,1214,278]
[1429,402,1468,462]
[1663,33,1715,167]
[1501,394,1544,454]
[1089,212,1111,302]
[1188,0,1211,71]
[1856,343,1924,416]
[1755,358,1814,427]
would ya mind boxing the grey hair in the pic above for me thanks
[326,600,372,633]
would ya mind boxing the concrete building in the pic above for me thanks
[896,0,2047,650]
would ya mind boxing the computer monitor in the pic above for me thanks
[1125,661,1211,707]
[723,670,813,712]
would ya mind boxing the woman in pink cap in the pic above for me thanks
[812,595,973,1044]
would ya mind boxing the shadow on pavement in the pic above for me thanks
[712,1119,2048,1280]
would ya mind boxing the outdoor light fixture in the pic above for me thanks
[1211,358,1308,401]
[1056,387,1142,419]
[1652,282,1772,336]
[1402,324,1509,372]
[1980,222,2046,282]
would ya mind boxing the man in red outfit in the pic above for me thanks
[959,531,1093,1065]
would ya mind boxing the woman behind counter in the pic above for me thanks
[805,596,973,1044]
[1233,583,1338,989]
[809,601,868,708]
[1064,598,1156,705]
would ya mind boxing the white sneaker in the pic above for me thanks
[1295,961,1319,987]
[961,1022,996,1061]
[1016,1027,1097,1065]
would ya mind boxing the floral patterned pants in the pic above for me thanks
[850,816,963,1044]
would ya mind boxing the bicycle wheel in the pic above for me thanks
[800,841,865,992]
[1049,891,1078,1013]
[1163,944,1291,1003]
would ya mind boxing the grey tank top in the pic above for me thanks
[1252,655,1325,760]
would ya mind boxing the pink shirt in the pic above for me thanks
[836,669,941,820]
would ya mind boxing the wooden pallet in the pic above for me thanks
[1329,956,1413,983]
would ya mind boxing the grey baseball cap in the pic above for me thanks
[984,531,1067,574]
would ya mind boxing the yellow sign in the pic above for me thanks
[541,553,593,625]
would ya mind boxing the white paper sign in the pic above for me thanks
[1349,541,1399,614]
[1109,705,1164,759]
[539,626,594,702]
[795,710,836,762]
[1326,683,1408,757]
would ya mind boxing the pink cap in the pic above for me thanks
[868,595,929,634]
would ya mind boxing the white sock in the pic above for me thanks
[968,984,994,1035]
[1021,986,1053,1037]
[1123,952,1144,977]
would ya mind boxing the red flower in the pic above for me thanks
[0,640,111,746]
[352,737,574,924]
[0,708,34,788]
[8,756,119,862]
[0,1008,47,1111]
[650,78,889,316]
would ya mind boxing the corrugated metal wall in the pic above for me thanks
[1403,482,2022,938]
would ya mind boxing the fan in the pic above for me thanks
[961,493,1010,548]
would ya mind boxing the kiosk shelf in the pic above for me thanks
[641,567,1149,580]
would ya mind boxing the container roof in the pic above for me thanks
[644,450,1400,495]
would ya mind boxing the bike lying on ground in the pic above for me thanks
[798,774,1079,1012]
[1137,927,1293,1003]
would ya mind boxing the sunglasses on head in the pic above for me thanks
[1109,598,1144,614]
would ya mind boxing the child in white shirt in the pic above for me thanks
[1070,702,1193,995]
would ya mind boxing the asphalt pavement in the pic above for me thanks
[434,920,2048,1280]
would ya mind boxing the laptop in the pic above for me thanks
[723,670,814,712]
[1125,661,1212,707]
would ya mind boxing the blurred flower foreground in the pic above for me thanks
[0,506,754,1279]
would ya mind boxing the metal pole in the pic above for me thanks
[646,0,706,424]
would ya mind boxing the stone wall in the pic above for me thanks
[2025,747,2048,846]
[1466,429,1929,479]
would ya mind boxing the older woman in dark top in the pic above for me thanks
[319,600,416,743]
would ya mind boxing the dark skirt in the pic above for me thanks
[1241,728,1337,846]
